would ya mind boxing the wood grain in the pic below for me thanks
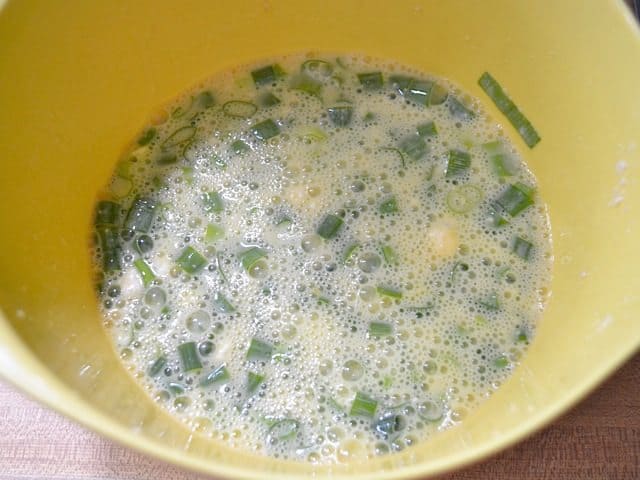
[0,354,638,480]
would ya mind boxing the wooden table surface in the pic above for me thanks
[1,353,638,480]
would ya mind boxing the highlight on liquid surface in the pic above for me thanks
[92,53,552,463]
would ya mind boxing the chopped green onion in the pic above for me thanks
[493,355,509,368]
[298,126,328,142]
[290,74,322,96]
[446,184,483,214]
[377,285,403,299]
[350,391,378,417]
[176,246,207,274]
[222,100,258,119]
[448,96,475,120]
[417,121,437,137]
[247,371,265,393]
[389,74,413,92]
[490,154,515,177]
[381,245,398,265]
[200,364,230,387]
[369,321,392,337]
[327,106,353,127]
[316,214,344,239]
[148,356,166,377]
[205,223,224,243]
[358,72,384,89]
[399,135,427,161]
[449,261,469,284]
[133,258,156,287]
[96,226,121,271]
[445,150,471,177]
[230,139,251,155]
[479,292,500,310]
[379,196,398,214]
[161,126,197,149]
[213,291,235,313]
[494,182,535,218]
[512,236,533,260]
[124,197,157,234]
[196,90,215,109]
[478,72,541,148]
[267,418,299,441]
[429,83,449,105]
[482,140,502,154]
[251,64,284,87]
[246,338,273,360]
[516,328,529,343]
[251,119,280,140]
[259,92,281,107]
[137,128,156,146]
[343,243,360,264]
[405,79,434,106]
[95,200,119,226]
[373,412,407,438]
[202,191,224,213]
[239,247,267,271]
[178,342,202,373]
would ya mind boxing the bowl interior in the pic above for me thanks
[0,1,639,478]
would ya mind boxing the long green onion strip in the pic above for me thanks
[479,292,500,311]
[202,191,224,213]
[399,135,427,161]
[267,419,300,441]
[137,128,157,146]
[316,214,344,239]
[134,258,156,287]
[381,245,398,265]
[246,338,274,360]
[204,224,224,244]
[512,236,533,260]
[493,182,535,220]
[231,139,251,155]
[213,291,236,313]
[148,355,167,377]
[124,197,157,234]
[417,121,438,137]
[251,64,285,87]
[97,225,122,271]
[199,364,230,387]
[350,392,378,417]
[447,96,475,120]
[357,72,384,90]
[176,246,207,274]
[247,371,265,393]
[379,196,398,214]
[95,200,119,226]
[369,321,393,337]
[445,150,471,177]
[478,72,541,148]
[251,119,280,140]
[222,100,258,119]
[239,247,267,272]
[327,105,353,127]
[343,243,360,265]
[259,92,281,107]
[178,342,202,373]
[376,285,403,299]
[446,184,483,214]
[161,126,197,149]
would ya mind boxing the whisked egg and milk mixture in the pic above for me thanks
[93,54,551,463]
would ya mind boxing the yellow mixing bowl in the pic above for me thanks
[1,1,639,478]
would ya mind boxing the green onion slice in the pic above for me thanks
[213,292,236,313]
[97,226,121,272]
[343,243,360,264]
[379,196,398,214]
[448,96,475,120]
[124,197,157,234]
[377,285,403,299]
[259,92,281,107]
[148,356,167,377]
[327,105,353,127]
[369,321,392,337]
[202,191,224,213]
[161,126,197,149]
[239,247,267,271]
[247,371,265,393]
[316,214,344,239]
[178,342,202,373]
[222,100,258,119]
[251,64,285,87]
[399,135,427,161]
[246,338,273,360]
[205,223,224,243]
[350,392,378,417]
[133,258,155,287]
[494,182,535,218]
[381,245,398,265]
[445,150,471,177]
[446,184,483,214]
[95,200,119,226]
[417,121,438,137]
[137,128,157,146]
[512,236,533,260]
[176,246,207,274]
[267,418,299,441]
[357,72,384,90]
[478,72,541,148]
[251,119,280,140]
